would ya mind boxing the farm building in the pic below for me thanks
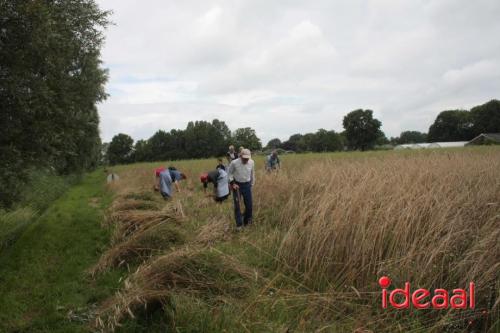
[466,133,500,145]
[394,141,468,150]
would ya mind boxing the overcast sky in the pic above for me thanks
[96,0,500,144]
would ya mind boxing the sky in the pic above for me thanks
[96,0,500,144]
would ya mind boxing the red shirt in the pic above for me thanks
[155,167,165,177]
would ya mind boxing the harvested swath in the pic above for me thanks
[107,206,183,244]
[94,248,254,331]
[89,223,185,276]
[110,198,160,212]
[195,217,232,246]
[123,191,157,202]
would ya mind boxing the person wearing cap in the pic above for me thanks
[200,168,230,202]
[226,145,238,164]
[266,150,281,172]
[227,148,255,229]
[154,167,186,199]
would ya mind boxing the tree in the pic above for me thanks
[470,100,500,136]
[428,110,474,142]
[397,131,427,144]
[212,119,231,148]
[265,138,282,150]
[149,130,172,161]
[310,129,343,152]
[375,130,389,146]
[184,121,226,158]
[232,128,262,151]
[342,109,382,150]
[134,140,152,162]
[281,134,303,152]
[107,134,134,165]
[0,0,110,207]
[168,129,187,160]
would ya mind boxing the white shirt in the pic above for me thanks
[228,158,255,186]
[216,169,230,198]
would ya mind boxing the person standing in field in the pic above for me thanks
[154,167,186,199]
[200,168,230,202]
[216,158,226,171]
[226,145,238,164]
[266,150,281,172]
[228,148,255,230]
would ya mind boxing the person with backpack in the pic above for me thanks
[200,168,230,202]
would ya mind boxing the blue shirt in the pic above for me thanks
[169,170,182,182]
[159,169,173,197]
[267,154,280,168]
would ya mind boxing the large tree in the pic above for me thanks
[428,110,474,142]
[232,127,262,152]
[265,138,282,150]
[342,109,382,150]
[470,99,500,136]
[184,120,227,158]
[0,0,110,207]
[107,134,134,165]
[281,134,303,152]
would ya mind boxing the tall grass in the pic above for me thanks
[96,147,500,332]
[255,149,500,331]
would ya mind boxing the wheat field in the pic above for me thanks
[93,147,499,332]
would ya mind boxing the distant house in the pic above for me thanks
[466,133,500,146]
[430,141,469,148]
[394,141,468,150]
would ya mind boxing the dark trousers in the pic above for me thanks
[232,182,252,227]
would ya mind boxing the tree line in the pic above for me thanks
[106,109,387,164]
[388,99,500,145]
[106,120,262,165]
[107,99,500,165]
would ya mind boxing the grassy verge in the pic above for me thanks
[0,170,124,332]
[0,169,81,252]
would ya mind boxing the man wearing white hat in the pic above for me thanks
[227,148,255,229]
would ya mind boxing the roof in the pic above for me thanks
[467,133,500,145]
[431,141,468,147]
[394,141,468,150]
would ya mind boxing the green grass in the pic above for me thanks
[0,170,125,332]
[0,169,81,253]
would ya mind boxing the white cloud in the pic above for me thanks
[97,0,500,144]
